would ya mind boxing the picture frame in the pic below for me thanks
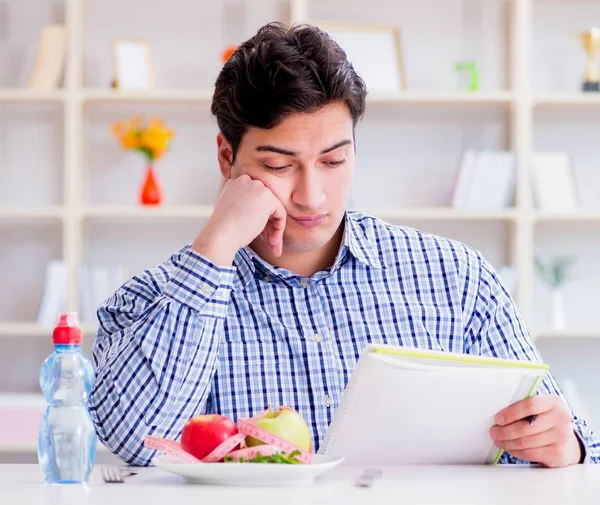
[530,153,579,212]
[111,38,155,90]
[308,21,406,91]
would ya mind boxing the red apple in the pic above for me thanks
[180,414,239,460]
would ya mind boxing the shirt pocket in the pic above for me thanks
[221,302,296,373]
[216,332,295,415]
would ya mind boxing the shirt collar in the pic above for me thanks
[233,246,292,292]
[232,211,385,291]
[339,211,385,271]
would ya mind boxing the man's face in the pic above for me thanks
[221,101,355,255]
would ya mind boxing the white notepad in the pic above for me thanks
[318,344,548,465]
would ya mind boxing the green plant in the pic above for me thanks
[454,61,480,91]
[535,256,575,288]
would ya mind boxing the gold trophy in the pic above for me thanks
[580,28,600,91]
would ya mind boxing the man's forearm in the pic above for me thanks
[88,314,222,465]
[88,246,237,465]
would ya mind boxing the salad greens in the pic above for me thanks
[223,450,302,464]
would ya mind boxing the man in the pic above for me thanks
[88,22,599,467]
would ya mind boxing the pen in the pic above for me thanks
[528,415,536,426]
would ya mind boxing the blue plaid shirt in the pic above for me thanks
[88,211,599,466]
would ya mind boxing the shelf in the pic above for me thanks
[0,89,65,103]
[0,322,98,338]
[75,89,516,106]
[0,89,514,106]
[534,211,600,223]
[82,324,99,336]
[0,392,109,453]
[0,323,53,338]
[81,206,519,222]
[0,208,64,220]
[533,329,600,340]
[82,89,215,104]
[360,207,518,221]
[7,207,594,223]
[367,90,515,105]
[83,205,214,219]
[534,94,600,107]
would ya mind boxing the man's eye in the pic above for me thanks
[324,160,346,167]
[263,164,290,171]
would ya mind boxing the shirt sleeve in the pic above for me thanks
[463,251,600,465]
[87,245,237,466]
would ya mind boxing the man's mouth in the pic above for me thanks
[291,214,328,228]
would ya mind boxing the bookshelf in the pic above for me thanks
[2,0,600,455]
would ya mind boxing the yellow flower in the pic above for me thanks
[111,116,174,162]
[140,127,172,158]
[122,130,140,149]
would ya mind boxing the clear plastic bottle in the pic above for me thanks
[38,313,96,484]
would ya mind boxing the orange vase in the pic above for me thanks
[140,164,162,205]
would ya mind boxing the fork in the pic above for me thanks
[101,465,138,484]
[355,468,383,488]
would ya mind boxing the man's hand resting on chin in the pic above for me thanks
[192,175,287,266]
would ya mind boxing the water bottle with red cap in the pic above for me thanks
[38,313,96,483]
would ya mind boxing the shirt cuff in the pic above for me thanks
[573,427,589,464]
[164,246,237,318]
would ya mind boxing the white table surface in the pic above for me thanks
[1,464,599,505]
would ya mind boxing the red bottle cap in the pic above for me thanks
[53,313,82,345]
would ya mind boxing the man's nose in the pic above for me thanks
[291,170,326,209]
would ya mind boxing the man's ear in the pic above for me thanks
[217,132,234,180]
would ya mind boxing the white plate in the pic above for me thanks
[152,453,344,486]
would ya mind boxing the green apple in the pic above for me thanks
[246,406,312,451]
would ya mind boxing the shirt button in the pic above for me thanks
[323,395,333,407]
[312,334,323,343]
[201,284,213,296]
[299,279,308,289]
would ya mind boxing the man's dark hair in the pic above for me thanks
[211,22,367,160]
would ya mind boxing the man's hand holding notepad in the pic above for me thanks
[318,344,549,465]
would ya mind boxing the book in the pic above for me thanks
[28,24,67,90]
[465,150,493,209]
[79,263,130,324]
[492,151,517,209]
[530,153,578,212]
[36,260,68,326]
[318,344,548,465]
[451,149,478,208]
[451,150,516,210]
